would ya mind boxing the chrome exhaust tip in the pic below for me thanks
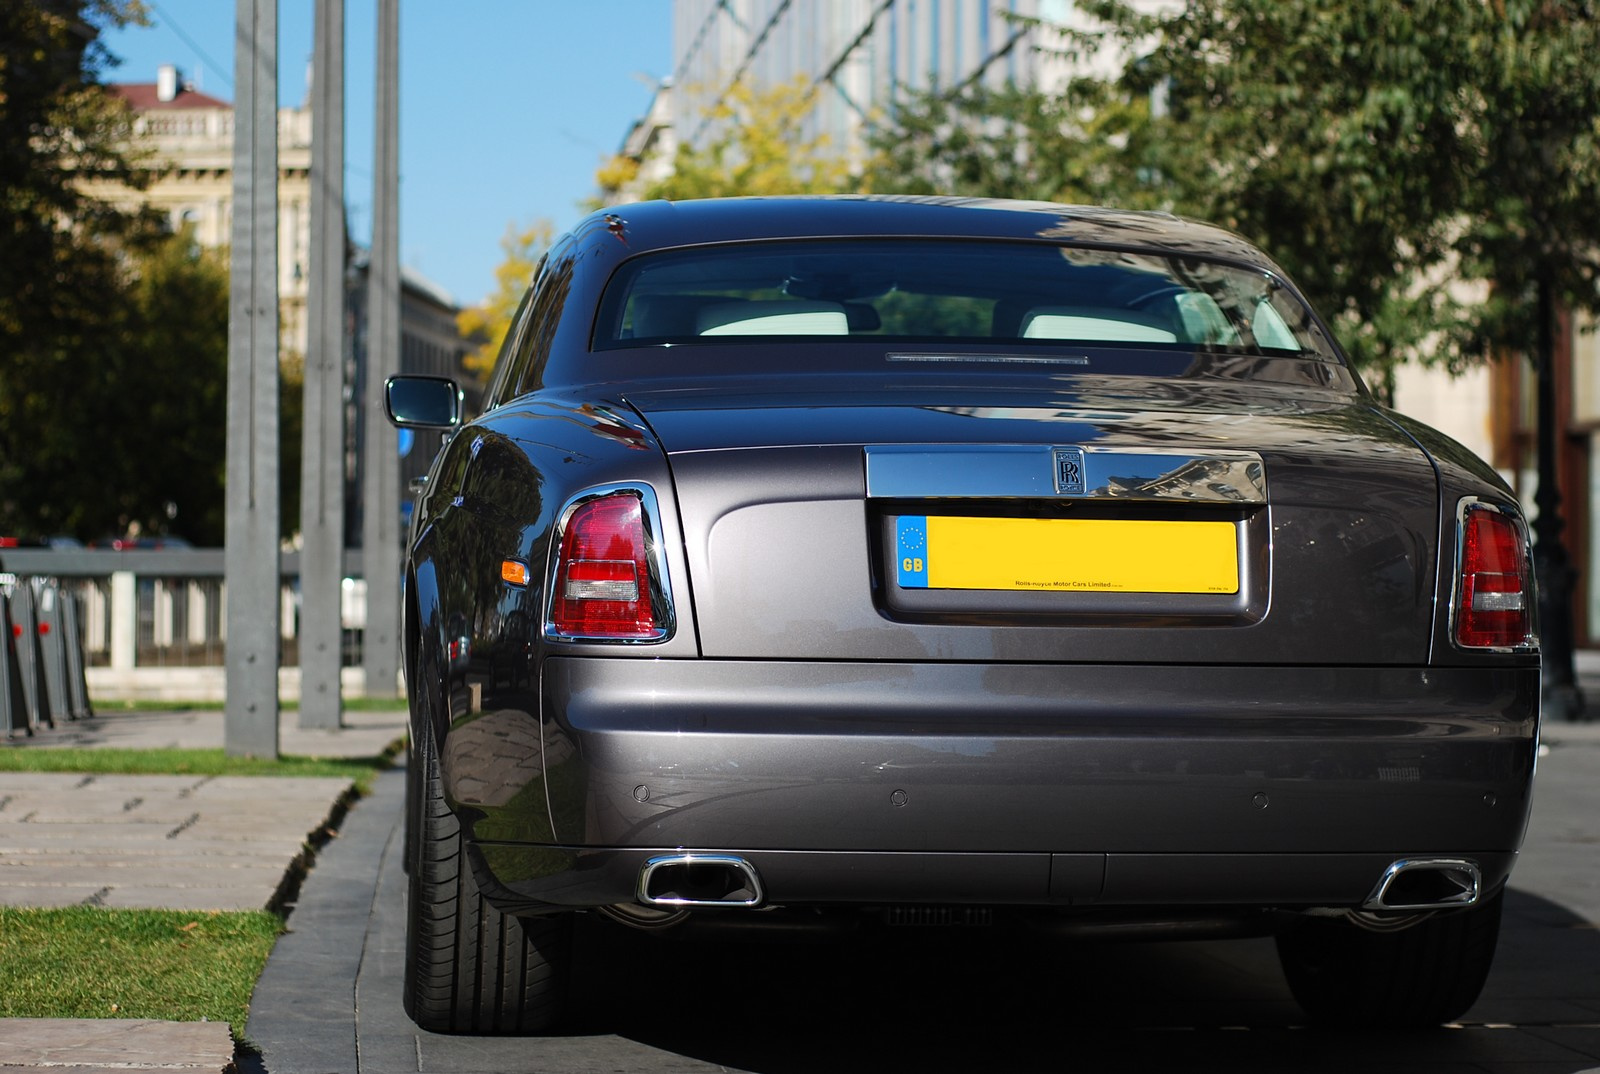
[1363,858,1481,911]
[637,854,765,908]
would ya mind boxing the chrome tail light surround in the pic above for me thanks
[543,483,675,644]
[1449,497,1537,653]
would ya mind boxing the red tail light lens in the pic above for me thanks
[549,491,668,640]
[1453,502,1534,650]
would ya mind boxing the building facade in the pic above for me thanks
[97,65,313,363]
[665,0,1079,172]
[614,0,1170,200]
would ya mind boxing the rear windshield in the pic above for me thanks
[594,239,1338,361]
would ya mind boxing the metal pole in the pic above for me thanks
[225,0,281,757]
[300,0,347,729]
[362,0,403,698]
[1532,276,1588,722]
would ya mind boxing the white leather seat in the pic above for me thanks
[697,300,850,336]
[1019,306,1178,343]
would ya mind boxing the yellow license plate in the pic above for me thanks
[895,516,1239,594]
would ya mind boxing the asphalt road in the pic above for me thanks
[248,723,1600,1074]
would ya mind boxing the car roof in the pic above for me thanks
[585,196,1286,275]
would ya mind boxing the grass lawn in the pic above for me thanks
[0,747,394,794]
[0,907,281,1025]
[89,697,408,714]
[0,745,400,1036]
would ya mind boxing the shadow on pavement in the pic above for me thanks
[555,888,1600,1074]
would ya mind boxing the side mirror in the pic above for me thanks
[386,375,462,429]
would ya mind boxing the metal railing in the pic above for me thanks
[0,549,372,701]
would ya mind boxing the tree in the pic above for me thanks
[1080,0,1600,380]
[864,82,1162,209]
[863,0,1600,390]
[0,1,188,541]
[1,1,156,346]
[456,220,553,381]
[2,227,230,543]
[114,228,231,544]
[597,78,854,204]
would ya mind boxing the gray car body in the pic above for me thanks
[401,196,1539,928]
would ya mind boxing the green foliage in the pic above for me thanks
[0,748,394,794]
[91,696,410,714]
[864,0,1600,382]
[874,291,992,337]
[0,2,239,544]
[0,1,152,262]
[0,0,155,344]
[864,82,1162,208]
[0,907,280,1030]
[0,229,231,543]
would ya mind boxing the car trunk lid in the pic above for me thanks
[623,380,1439,666]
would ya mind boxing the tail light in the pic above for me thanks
[546,487,673,642]
[1452,500,1535,650]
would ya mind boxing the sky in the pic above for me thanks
[99,0,674,308]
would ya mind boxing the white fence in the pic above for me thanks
[0,548,377,702]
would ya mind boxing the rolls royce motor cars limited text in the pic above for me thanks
[385,196,1540,1034]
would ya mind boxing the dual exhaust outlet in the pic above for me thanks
[634,854,1482,913]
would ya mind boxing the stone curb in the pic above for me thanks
[0,1018,233,1071]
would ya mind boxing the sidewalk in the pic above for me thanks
[0,706,406,1073]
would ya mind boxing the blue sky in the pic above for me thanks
[100,1,673,307]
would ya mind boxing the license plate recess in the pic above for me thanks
[894,515,1239,595]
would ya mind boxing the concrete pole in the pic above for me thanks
[299,0,347,729]
[225,0,281,757]
[362,0,403,698]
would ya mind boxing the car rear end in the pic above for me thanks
[416,202,1539,1029]
[486,382,1537,923]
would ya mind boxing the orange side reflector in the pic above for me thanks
[501,559,531,587]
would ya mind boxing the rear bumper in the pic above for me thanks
[444,658,1539,913]
[470,844,1520,914]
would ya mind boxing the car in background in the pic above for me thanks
[387,196,1539,1034]
[0,536,79,554]
[88,536,193,551]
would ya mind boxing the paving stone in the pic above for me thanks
[0,1018,233,1070]
[0,833,308,855]
[0,774,348,912]
[0,885,110,907]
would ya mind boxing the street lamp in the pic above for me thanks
[1532,278,1587,722]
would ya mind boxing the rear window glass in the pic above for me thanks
[594,240,1336,360]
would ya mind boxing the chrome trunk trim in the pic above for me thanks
[865,444,1267,504]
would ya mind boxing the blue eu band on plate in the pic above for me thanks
[895,515,929,587]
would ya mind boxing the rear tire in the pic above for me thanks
[403,710,571,1034]
[1275,891,1503,1027]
